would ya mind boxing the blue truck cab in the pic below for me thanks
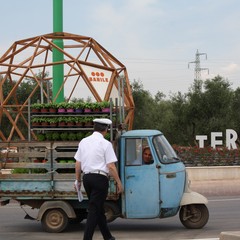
[120,129,186,219]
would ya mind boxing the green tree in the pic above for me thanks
[187,76,234,145]
[231,87,240,140]
[169,91,189,144]
[131,80,156,129]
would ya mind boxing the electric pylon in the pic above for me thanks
[188,49,209,80]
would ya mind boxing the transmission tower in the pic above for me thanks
[188,49,209,80]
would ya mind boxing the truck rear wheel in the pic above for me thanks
[41,208,69,233]
[179,204,209,229]
[104,201,120,223]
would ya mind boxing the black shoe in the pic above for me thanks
[108,237,115,240]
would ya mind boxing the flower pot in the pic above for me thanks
[84,108,92,113]
[31,108,40,113]
[40,108,49,114]
[41,122,49,127]
[66,122,75,127]
[32,122,41,127]
[93,108,101,114]
[84,121,93,127]
[66,108,75,113]
[75,122,84,127]
[58,122,66,127]
[75,108,84,114]
[101,107,110,113]
[49,123,57,127]
[58,108,66,113]
[49,108,57,113]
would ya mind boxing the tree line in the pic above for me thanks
[131,75,240,146]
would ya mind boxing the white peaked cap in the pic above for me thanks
[93,118,112,125]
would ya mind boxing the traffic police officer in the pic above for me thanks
[74,118,123,240]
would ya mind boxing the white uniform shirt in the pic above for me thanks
[74,132,118,173]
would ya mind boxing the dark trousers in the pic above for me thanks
[83,174,112,240]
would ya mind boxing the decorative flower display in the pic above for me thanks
[173,145,240,166]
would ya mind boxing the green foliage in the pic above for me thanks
[105,133,110,141]
[68,133,77,141]
[132,77,240,146]
[46,117,58,124]
[52,132,60,141]
[131,80,157,129]
[36,134,45,141]
[99,101,110,109]
[12,168,29,174]
[76,132,85,140]
[74,101,85,109]
[85,132,92,137]
[45,132,53,141]
[60,132,68,141]
[31,103,43,110]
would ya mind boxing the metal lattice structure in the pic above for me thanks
[0,32,134,141]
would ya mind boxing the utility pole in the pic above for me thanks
[188,49,209,81]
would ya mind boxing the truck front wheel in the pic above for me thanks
[179,204,209,229]
[41,208,69,233]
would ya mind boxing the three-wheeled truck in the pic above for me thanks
[0,129,209,232]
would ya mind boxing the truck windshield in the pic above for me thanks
[153,135,180,164]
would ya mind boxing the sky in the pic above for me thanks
[1,0,240,98]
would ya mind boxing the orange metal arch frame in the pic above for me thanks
[0,32,134,141]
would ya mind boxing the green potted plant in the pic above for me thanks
[31,103,42,113]
[100,101,110,113]
[83,102,93,113]
[39,117,49,127]
[73,117,84,127]
[91,102,101,113]
[45,132,53,141]
[83,116,94,127]
[52,132,60,141]
[48,102,58,113]
[65,102,75,113]
[31,117,42,127]
[60,132,69,141]
[47,117,58,127]
[76,132,85,140]
[36,133,46,141]
[40,103,51,113]
[57,102,68,113]
[58,116,67,127]
[67,132,77,141]
[74,101,84,113]
[65,116,75,126]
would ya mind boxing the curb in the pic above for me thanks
[189,179,240,196]
[220,231,240,240]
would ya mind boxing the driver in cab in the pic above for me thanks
[142,146,154,165]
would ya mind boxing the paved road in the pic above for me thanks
[0,179,239,240]
[0,195,240,240]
